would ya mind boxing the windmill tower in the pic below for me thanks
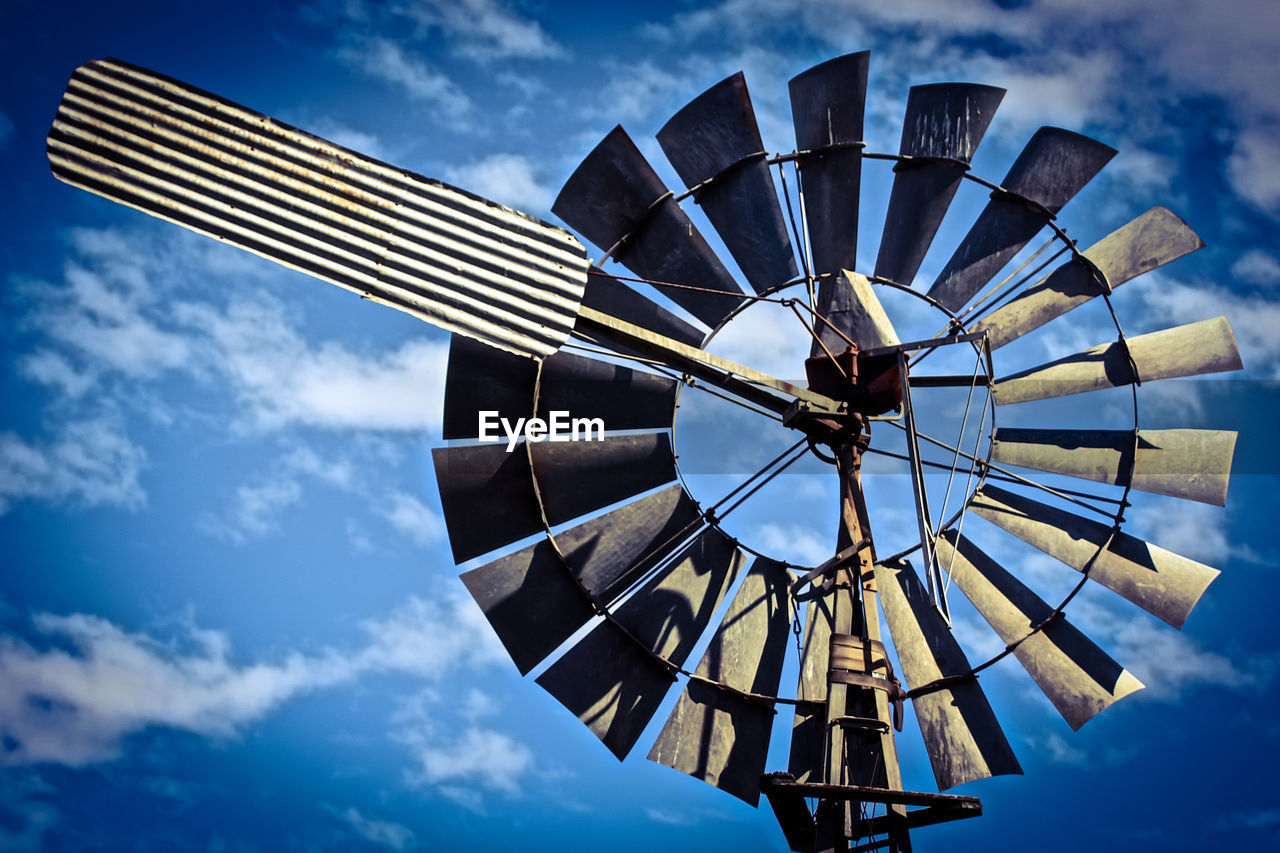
[46,51,1240,852]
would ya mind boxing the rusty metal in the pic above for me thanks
[551,126,743,327]
[969,486,1219,628]
[47,59,588,360]
[972,207,1204,349]
[994,316,1243,405]
[788,51,870,277]
[647,557,793,805]
[658,72,798,293]
[928,127,1117,312]
[874,83,1005,287]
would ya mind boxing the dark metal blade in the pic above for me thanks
[577,267,705,349]
[658,73,797,294]
[48,59,588,359]
[431,442,541,564]
[788,51,870,278]
[531,432,678,524]
[536,527,746,759]
[972,207,1204,349]
[538,353,678,433]
[875,560,1022,790]
[936,531,1144,730]
[788,596,833,784]
[443,335,676,440]
[928,127,1117,312]
[993,316,1243,405]
[432,433,677,563]
[553,126,744,327]
[442,335,538,440]
[460,484,701,674]
[873,83,1005,287]
[647,557,793,805]
[969,486,1219,628]
[991,428,1238,506]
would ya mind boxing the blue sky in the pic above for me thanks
[3,0,1280,850]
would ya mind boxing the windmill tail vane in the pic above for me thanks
[47,49,1242,852]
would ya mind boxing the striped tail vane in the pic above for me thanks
[47,57,590,360]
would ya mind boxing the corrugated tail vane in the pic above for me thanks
[47,58,588,359]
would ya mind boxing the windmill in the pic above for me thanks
[45,51,1240,852]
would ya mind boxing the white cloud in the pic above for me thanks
[1231,250,1280,289]
[1024,732,1087,766]
[0,593,502,767]
[1106,617,1259,700]
[443,153,553,213]
[0,419,146,515]
[27,260,190,379]
[18,350,94,399]
[1226,127,1280,213]
[753,522,834,566]
[199,477,303,543]
[396,0,565,62]
[358,596,505,679]
[1128,497,1269,568]
[333,806,417,851]
[589,60,691,124]
[337,38,471,117]
[174,296,448,433]
[382,492,445,547]
[403,726,534,795]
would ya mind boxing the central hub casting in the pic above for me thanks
[804,345,904,417]
[784,344,905,447]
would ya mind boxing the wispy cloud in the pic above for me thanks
[336,37,471,117]
[0,418,146,515]
[331,806,417,851]
[443,153,554,214]
[394,0,565,62]
[381,492,445,547]
[388,687,534,809]
[0,592,503,766]
[402,726,534,796]
[176,295,448,433]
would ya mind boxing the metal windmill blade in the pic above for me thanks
[552,125,745,328]
[788,51,871,279]
[992,316,1243,406]
[658,72,798,294]
[971,207,1205,349]
[927,127,1117,312]
[46,48,1248,853]
[873,82,1005,287]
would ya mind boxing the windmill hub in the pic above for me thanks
[803,344,904,418]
